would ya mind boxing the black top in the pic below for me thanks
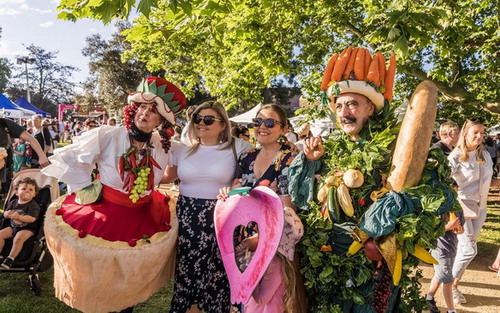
[431,141,452,156]
[6,198,40,231]
[32,127,52,161]
[0,118,25,148]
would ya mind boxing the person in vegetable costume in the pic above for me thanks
[41,77,185,313]
[288,47,457,313]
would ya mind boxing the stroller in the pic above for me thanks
[0,169,59,296]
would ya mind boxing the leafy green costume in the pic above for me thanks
[288,104,458,313]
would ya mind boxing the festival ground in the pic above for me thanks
[0,180,498,313]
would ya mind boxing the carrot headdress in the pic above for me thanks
[320,47,396,113]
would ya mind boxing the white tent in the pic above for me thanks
[289,115,336,137]
[229,103,262,124]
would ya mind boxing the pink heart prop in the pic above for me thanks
[215,186,284,305]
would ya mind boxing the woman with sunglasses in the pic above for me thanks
[163,101,252,313]
[218,104,306,312]
[448,118,493,305]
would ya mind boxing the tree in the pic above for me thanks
[76,22,150,113]
[56,0,499,119]
[0,27,12,93]
[8,44,78,116]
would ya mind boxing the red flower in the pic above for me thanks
[78,230,87,238]
[128,239,137,247]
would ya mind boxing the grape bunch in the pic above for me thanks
[123,102,140,130]
[129,167,151,203]
[371,264,392,313]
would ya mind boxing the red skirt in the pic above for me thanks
[56,185,171,244]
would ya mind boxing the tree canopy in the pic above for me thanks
[56,0,499,121]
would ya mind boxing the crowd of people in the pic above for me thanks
[0,45,499,313]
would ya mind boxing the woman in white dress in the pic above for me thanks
[42,77,186,313]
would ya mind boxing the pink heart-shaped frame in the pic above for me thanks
[215,186,284,305]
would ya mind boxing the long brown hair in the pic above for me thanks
[277,253,297,313]
[186,101,233,155]
[456,119,486,163]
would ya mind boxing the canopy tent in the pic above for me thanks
[229,103,262,124]
[0,93,35,119]
[289,114,336,137]
[16,96,51,118]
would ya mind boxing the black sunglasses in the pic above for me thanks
[192,113,221,126]
[252,118,284,128]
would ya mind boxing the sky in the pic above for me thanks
[0,0,119,86]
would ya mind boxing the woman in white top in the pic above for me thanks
[448,118,493,305]
[163,101,252,313]
[41,77,186,313]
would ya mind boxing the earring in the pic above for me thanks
[277,135,286,144]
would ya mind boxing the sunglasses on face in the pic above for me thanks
[192,113,222,126]
[252,118,284,128]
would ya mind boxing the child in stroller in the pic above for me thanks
[0,169,59,295]
[0,177,40,269]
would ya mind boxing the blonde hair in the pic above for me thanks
[456,119,486,163]
[277,253,297,313]
[439,121,459,138]
[186,101,233,155]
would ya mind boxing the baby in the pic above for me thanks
[0,177,40,269]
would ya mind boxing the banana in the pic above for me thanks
[393,249,403,285]
[337,183,354,217]
[347,240,364,256]
[411,244,438,264]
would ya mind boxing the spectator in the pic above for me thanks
[107,118,117,127]
[284,120,298,144]
[0,117,49,197]
[12,138,27,172]
[72,122,83,138]
[0,177,40,269]
[236,126,252,142]
[484,136,497,177]
[162,101,252,313]
[294,123,312,152]
[31,115,53,164]
[448,118,493,304]
[432,121,460,154]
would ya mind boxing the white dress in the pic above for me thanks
[42,126,178,313]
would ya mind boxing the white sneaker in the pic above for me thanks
[452,286,467,304]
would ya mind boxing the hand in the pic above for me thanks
[217,186,232,202]
[3,210,14,218]
[38,154,50,167]
[303,137,325,161]
[445,218,461,231]
[235,235,259,257]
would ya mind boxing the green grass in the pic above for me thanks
[0,268,173,313]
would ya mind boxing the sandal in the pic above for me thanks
[488,265,499,273]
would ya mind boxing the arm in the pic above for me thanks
[11,211,36,224]
[251,258,284,304]
[20,131,49,167]
[161,166,178,184]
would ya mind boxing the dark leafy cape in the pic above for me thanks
[289,106,456,312]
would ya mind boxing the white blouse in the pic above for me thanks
[42,126,170,194]
[448,148,493,210]
[170,138,253,199]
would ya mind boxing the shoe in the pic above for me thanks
[1,257,14,269]
[488,265,499,273]
[452,286,467,304]
[426,297,440,313]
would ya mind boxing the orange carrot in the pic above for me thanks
[376,52,386,89]
[331,46,352,82]
[384,53,397,102]
[364,50,372,80]
[320,53,338,91]
[366,58,380,87]
[354,48,365,80]
[342,47,359,80]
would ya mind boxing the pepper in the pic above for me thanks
[148,155,161,169]
[119,156,125,180]
[147,171,154,190]
[130,152,137,168]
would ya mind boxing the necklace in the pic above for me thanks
[118,138,161,202]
